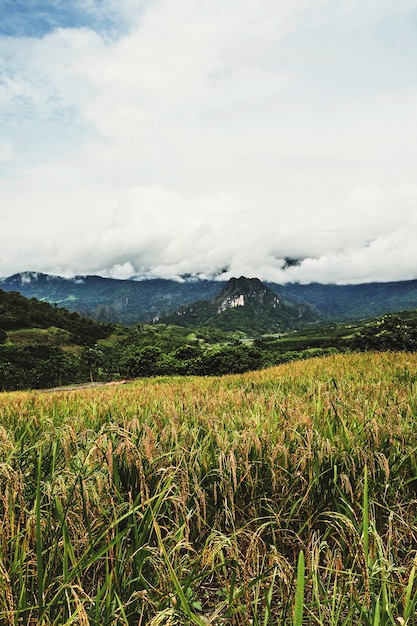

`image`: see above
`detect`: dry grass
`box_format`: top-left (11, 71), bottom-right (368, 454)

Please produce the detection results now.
top-left (1, 352), bottom-right (417, 624)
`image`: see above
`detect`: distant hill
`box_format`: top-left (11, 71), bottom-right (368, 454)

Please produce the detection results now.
top-left (274, 281), bottom-right (417, 321)
top-left (3, 271), bottom-right (417, 326)
top-left (162, 276), bottom-right (320, 333)
top-left (0, 272), bottom-right (221, 325)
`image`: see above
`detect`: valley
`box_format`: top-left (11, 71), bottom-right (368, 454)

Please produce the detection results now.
top-left (2, 274), bottom-right (417, 391)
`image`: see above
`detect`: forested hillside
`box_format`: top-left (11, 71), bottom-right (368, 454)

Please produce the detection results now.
top-left (0, 289), bottom-right (112, 343)
top-left (0, 272), bottom-right (222, 324)
top-left (163, 276), bottom-right (320, 333)
top-left (0, 289), bottom-right (114, 390)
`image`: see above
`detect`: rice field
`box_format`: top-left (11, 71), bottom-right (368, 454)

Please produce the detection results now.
top-left (1, 351), bottom-right (417, 624)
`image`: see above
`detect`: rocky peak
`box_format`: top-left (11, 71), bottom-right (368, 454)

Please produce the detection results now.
top-left (213, 276), bottom-right (279, 314)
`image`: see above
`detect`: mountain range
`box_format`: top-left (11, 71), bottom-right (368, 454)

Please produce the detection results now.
top-left (2, 271), bottom-right (417, 329)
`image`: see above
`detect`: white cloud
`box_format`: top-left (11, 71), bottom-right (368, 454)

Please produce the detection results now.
top-left (0, 142), bottom-right (13, 161)
top-left (3, 180), bottom-right (415, 284)
top-left (0, 0), bottom-right (417, 284)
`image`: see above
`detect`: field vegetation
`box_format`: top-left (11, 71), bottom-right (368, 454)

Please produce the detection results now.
top-left (1, 352), bottom-right (417, 624)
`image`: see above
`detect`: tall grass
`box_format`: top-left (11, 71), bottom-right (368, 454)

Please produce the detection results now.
top-left (1, 352), bottom-right (417, 623)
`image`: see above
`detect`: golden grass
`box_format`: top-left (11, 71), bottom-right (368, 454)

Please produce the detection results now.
top-left (1, 352), bottom-right (417, 624)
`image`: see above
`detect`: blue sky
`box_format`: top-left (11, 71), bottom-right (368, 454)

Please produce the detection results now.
top-left (0, 0), bottom-right (130, 37)
top-left (1, 0), bottom-right (417, 283)
top-left (0, 1), bottom-right (91, 36)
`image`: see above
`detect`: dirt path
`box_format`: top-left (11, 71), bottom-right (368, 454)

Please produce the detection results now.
top-left (36, 380), bottom-right (129, 393)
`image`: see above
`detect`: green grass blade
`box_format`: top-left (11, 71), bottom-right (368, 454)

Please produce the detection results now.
top-left (35, 447), bottom-right (44, 617)
top-left (363, 463), bottom-right (369, 568)
top-left (151, 512), bottom-right (208, 626)
top-left (293, 550), bottom-right (305, 626)
top-left (403, 556), bottom-right (417, 624)
top-left (373, 596), bottom-right (380, 626)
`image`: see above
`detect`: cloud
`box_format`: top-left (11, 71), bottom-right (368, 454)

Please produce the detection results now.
top-left (2, 180), bottom-right (415, 285)
top-left (0, 1), bottom-right (417, 284)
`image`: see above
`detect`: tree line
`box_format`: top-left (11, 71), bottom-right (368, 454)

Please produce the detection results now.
top-left (0, 327), bottom-right (337, 391)
top-left (2, 290), bottom-right (417, 392)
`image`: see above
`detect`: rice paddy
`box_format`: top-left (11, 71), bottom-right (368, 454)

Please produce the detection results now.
top-left (1, 351), bottom-right (417, 624)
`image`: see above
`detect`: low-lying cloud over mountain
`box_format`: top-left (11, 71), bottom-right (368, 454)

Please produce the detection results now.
top-left (4, 182), bottom-right (417, 285)
top-left (1, 1), bottom-right (417, 284)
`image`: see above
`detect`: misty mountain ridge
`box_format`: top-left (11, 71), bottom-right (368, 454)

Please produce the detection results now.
top-left (0, 271), bottom-right (222, 325)
top-left (3, 271), bottom-right (417, 328)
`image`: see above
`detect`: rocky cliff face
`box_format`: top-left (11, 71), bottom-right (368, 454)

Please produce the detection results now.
top-left (217, 294), bottom-right (245, 313)
top-left (213, 277), bottom-right (280, 314)
top-left (164, 276), bottom-right (320, 334)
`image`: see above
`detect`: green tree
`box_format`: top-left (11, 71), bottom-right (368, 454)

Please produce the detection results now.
top-left (352, 315), bottom-right (417, 352)
top-left (80, 346), bottom-right (105, 382)
top-left (123, 346), bottom-right (164, 377)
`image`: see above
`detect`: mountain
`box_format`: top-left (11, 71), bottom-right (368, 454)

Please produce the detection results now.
top-left (162, 276), bottom-right (320, 333)
top-left (3, 271), bottom-right (417, 326)
top-left (0, 272), bottom-right (221, 325)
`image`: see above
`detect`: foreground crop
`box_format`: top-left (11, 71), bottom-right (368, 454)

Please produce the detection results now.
top-left (1, 352), bottom-right (417, 624)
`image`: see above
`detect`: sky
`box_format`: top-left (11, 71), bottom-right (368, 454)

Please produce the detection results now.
top-left (1, 0), bottom-right (417, 284)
